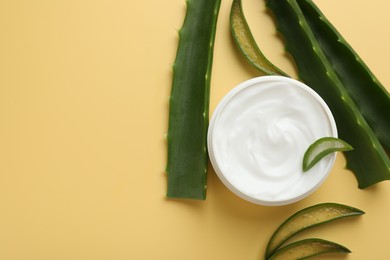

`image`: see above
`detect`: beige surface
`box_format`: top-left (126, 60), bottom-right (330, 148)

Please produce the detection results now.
top-left (0, 0), bottom-right (389, 259)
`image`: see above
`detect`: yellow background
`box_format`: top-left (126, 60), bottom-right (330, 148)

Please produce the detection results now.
top-left (0, 0), bottom-right (389, 259)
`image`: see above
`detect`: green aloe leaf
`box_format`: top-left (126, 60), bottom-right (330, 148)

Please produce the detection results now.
top-left (267, 238), bottom-right (350, 260)
top-left (230, 0), bottom-right (288, 76)
top-left (167, 0), bottom-right (222, 199)
top-left (267, 0), bottom-right (390, 188)
top-left (265, 203), bottom-right (364, 258)
top-left (303, 137), bottom-right (353, 172)
top-left (297, 0), bottom-right (390, 153)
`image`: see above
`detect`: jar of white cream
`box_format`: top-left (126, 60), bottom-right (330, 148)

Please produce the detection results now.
top-left (208, 76), bottom-right (337, 206)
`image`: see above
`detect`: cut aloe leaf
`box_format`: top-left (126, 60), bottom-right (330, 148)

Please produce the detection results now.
top-left (267, 0), bottom-right (390, 188)
top-left (297, 0), bottom-right (390, 153)
top-left (267, 238), bottom-right (350, 260)
top-left (265, 203), bottom-right (364, 258)
top-left (167, 0), bottom-right (221, 199)
top-left (230, 0), bottom-right (288, 76)
top-left (303, 137), bottom-right (353, 172)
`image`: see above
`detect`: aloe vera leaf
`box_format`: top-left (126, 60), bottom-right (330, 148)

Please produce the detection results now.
top-left (265, 203), bottom-right (363, 258)
top-left (297, 0), bottom-right (390, 153)
top-left (230, 0), bottom-right (289, 76)
top-left (267, 0), bottom-right (390, 188)
top-left (167, 0), bottom-right (221, 199)
top-left (267, 238), bottom-right (350, 260)
top-left (303, 137), bottom-right (353, 172)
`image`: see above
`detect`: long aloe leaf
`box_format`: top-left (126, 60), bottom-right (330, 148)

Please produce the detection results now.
top-left (167, 0), bottom-right (221, 199)
top-left (297, 0), bottom-right (390, 153)
top-left (267, 0), bottom-right (390, 188)
top-left (230, 0), bottom-right (288, 76)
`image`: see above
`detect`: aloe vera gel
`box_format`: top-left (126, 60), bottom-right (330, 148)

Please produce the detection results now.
top-left (208, 76), bottom-right (337, 205)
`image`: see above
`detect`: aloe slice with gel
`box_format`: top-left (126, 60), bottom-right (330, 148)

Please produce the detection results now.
top-left (303, 137), bottom-right (353, 172)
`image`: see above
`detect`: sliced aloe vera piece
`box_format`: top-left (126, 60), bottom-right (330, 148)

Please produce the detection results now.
top-left (267, 0), bottom-right (390, 188)
top-left (167, 0), bottom-right (221, 199)
top-left (297, 0), bottom-right (390, 153)
top-left (267, 238), bottom-right (350, 260)
top-left (230, 0), bottom-right (288, 76)
top-left (265, 203), bottom-right (364, 258)
top-left (303, 137), bottom-right (353, 172)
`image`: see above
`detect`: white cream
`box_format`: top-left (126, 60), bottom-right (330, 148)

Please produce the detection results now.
top-left (208, 76), bottom-right (337, 206)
